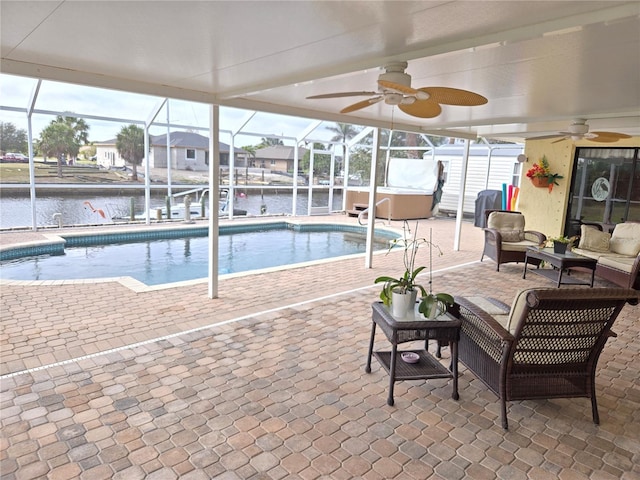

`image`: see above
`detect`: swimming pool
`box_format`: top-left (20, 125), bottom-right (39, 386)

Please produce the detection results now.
top-left (0, 222), bottom-right (397, 286)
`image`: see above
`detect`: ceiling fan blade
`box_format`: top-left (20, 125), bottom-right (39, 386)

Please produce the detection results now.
top-left (340, 96), bottom-right (383, 114)
top-left (552, 137), bottom-right (569, 144)
top-left (418, 87), bottom-right (488, 106)
top-left (377, 80), bottom-right (419, 96)
top-left (307, 91), bottom-right (377, 99)
top-left (398, 99), bottom-right (442, 118)
top-left (528, 134), bottom-right (563, 140)
top-left (590, 131), bottom-right (632, 141)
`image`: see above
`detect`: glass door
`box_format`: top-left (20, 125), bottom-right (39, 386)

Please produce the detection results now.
top-left (566, 147), bottom-right (639, 235)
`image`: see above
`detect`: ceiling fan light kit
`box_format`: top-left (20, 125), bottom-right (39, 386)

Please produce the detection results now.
top-left (307, 61), bottom-right (487, 119)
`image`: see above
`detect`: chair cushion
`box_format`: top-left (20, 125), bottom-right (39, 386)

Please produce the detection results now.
top-left (500, 230), bottom-right (525, 242)
top-left (598, 254), bottom-right (638, 274)
top-left (506, 289), bottom-right (532, 335)
top-left (578, 225), bottom-right (611, 253)
top-left (461, 290), bottom-right (532, 336)
top-left (488, 212), bottom-right (525, 242)
top-left (571, 247), bottom-right (603, 260)
top-left (458, 296), bottom-right (512, 333)
top-left (462, 296), bottom-right (510, 316)
top-left (500, 239), bottom-right (541, 252)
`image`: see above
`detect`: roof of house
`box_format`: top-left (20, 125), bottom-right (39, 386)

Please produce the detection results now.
top-left (150, 132), bottom-right (226, 150)
top-left (96, 131), bottom-right (246, 154)
top-left (254, 145), bottom-right (308, 161)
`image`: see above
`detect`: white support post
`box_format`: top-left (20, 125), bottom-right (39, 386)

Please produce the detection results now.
top-left (344, 127), bottom-right (373, 211)
top-left (208, 105), bottom-right (220, 299)
top-left (365, 128), bottom-right (381, 269)
top-left (292, 143), bottom-right (300, 215)
top-left (166, 101), bottom-right (172, 199)
top-left (145, 98), bottom-right (167, 224)
top-left (26, 80), bottom-right (41, 231)
top-left (228, 137), bottom-right (235, 219)
top-left (328, 146), bottom-right (335, 213)
top-left (307, 150), bottom-right (314, 216)
top-left (454, 139), bottom-right (471, 251)
top-left (144, 125), bottom-right (151, 224)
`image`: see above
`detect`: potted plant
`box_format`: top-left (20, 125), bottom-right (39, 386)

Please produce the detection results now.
top-left (375, 221), bottom-right (453, 319)
top-left (526, 155), bottom-right (563, 192)
top-left (547, 235), bottom-right (576, 254)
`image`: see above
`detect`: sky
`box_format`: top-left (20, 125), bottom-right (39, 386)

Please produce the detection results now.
top-left (0, 73), bottom-right (341, 148)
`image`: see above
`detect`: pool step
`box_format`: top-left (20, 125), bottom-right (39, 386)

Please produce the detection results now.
top-left (347, 203), bottom-right (368, 218)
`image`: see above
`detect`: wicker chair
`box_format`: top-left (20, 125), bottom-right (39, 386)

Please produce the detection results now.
top-left (454, 288), bottom-right (639, 429)
top-left (481, 210), bottom-right (546, 271)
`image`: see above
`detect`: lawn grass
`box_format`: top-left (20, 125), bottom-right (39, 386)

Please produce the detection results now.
top-left (0, 161), bottom-right (127, 184)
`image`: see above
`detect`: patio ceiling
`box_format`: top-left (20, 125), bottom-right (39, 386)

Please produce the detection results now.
top-left (1, 1), bottom-right (639, 141)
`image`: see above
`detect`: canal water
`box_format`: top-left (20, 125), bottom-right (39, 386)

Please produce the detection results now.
top-left (0, 191), bottom-right (345, 229)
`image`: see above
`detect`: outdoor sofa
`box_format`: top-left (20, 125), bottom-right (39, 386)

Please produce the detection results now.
top-left (572, 222), bottom-right (640, 290)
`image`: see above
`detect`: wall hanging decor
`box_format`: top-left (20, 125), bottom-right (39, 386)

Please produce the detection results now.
top-left (526, 155), bottom-right (563, 192)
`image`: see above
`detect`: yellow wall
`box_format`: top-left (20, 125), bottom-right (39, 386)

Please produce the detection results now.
top-left (520, 136), bottom-right (640, 238)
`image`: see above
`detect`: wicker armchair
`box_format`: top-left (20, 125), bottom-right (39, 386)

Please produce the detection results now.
top-left (481, 210), bottom-right (546, 271)
top-left (454, 288), bottom-right (639, 429)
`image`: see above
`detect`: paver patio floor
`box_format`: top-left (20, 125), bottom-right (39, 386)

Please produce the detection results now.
top-left (1, 216), bottom-right (638, 479)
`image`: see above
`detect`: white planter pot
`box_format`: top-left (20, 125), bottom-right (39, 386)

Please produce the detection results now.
top-left (391, 290), bottom-right (417, 318)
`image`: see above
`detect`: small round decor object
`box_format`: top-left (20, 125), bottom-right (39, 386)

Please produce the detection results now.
top-left (401, 352), bottom-right (420, 364)
top-left (591, 177), bottom-right (610, 202)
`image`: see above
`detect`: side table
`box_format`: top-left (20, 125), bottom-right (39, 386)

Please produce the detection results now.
top-left (365, 301), bottom-right (461, 406)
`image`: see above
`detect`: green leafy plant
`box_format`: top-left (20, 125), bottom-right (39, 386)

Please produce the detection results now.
top-left (546, 235), bottom-right (577, 246)
top-left (418, 291), bottom-right (454, 319)
top-left (375, 221), bottom-right (428, 305)
top-left (375, 221), bottom-right (453, 317)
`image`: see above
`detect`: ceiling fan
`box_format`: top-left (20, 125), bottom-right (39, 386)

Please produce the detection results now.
top-left (306, 61), bottom-right (487, 119)
top-left (532, 119), bottom-right (632, 143)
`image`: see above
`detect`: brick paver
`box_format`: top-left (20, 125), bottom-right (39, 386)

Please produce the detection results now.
top-left (1, 216), bottom-right (639, 479)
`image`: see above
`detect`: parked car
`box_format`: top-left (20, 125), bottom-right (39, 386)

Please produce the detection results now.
top-left (1, 152), bottom-right (29, 163)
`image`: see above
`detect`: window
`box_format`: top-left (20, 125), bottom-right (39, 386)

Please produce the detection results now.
top-left (186, 149), bottom-right (196, 159)
top-left (270, 159), bottom-right (276, 166)
top-left (512, 162), bottom-right (521, 187)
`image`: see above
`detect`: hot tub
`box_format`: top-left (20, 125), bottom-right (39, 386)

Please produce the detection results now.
top-left (345, 187), bottom-right (434, 220)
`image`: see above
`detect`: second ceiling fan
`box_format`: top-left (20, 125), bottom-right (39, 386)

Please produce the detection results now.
top-left (306, 62), bottom-right (487, 119)
top-left (532, 119), bottom-right (632, 143)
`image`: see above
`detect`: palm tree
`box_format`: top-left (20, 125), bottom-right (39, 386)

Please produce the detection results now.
top-left (55, 116), bottom-right (90, 162)
top-left (241, 144), bottom-right (257, 167)
top-left (257, 137), bottom-right (284, 148)
top-left (326, 122), bottom-right (360, 144)
top-left (116, 125), bottom-right (145, 181)
top-left (38, 122), bottom-right (76, 177)
top-left (326, 122), bottom-right (361, 172)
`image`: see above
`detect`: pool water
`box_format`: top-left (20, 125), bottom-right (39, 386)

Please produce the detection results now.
top-left (0, 225), bottom-right (393, 286)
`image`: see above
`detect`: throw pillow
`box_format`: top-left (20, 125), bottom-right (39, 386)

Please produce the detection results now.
top-left (500, 229), bottom-right (524, 242)
top-left (609, 238), bottom-right (640, 257)
top-left (578, 225), bottom-right (611, 253)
